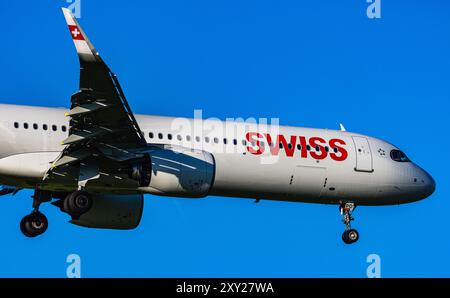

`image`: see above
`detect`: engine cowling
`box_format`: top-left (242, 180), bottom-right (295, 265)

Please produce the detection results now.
top-left (140, 146), bottom-right (216, 198)
top-left (70, 194), bottom-right (144, 230)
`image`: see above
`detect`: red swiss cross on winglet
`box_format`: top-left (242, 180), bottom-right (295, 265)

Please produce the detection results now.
top-left (68, 25), bottom-right (84, 40)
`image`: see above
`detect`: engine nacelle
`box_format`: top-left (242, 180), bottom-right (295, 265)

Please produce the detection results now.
top-left (70, 194), bottom-right (144, 230)
top-left (140, 146), bottom-right (215, 198)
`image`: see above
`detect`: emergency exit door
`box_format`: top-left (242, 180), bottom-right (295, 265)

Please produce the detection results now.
top-left (352, 136), bottom-right (373, 172)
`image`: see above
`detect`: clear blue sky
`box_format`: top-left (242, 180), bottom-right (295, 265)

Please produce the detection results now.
top-left (0, 0), bottom-right (449, 277)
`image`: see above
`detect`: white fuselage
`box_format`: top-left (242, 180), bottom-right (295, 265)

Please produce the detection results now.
top-left (0, 104), bottom-right (435, 206)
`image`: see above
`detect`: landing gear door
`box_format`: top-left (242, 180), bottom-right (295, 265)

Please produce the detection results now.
top-left (352, 136), bottom-right (373, 173)
top-left (288, 165), bottom-right (327, 199)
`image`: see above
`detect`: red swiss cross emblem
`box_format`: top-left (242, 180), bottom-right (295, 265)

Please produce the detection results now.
top-left (68, 25), bottom-right (84, 40)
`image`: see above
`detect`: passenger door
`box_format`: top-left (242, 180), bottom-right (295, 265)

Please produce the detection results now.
top-left (352, 136), bottom-right (373, 172)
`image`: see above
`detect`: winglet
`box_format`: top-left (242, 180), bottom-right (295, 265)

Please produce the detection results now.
top-left (61, 7), bottom-right (99, 63)
top-left (339, 123), bottom-right (346, 132)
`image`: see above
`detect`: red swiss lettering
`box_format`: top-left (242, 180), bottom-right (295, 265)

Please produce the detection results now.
top-left (298, 136), bottom-right (308, 158)
top-left (309, 137), bottom-right (327, 160)
top-left (329, 139), bottom-right (348, 161)
top-left (246, 132), bottom-right (265, 155)
top-left (264, 134), bottom-right (297, 157)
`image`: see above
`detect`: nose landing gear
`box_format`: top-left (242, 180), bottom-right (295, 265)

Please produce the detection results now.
top-left (340, 202), bottom-right (359, 244)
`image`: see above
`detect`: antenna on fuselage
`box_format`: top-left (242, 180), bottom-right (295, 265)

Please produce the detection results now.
top-left (339, 123), bottom-right (346, 132)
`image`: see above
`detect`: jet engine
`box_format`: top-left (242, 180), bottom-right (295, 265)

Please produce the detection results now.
top-left (69, 194), bottom-right (144, 230)
top-left (141, 145), bottom-right (216, 198)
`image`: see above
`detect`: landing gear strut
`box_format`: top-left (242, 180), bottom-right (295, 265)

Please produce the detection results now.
top-left (19, 189), bottom-right (94, 237)
top-left (340, 202), bottom-right (359, 244)
top-left (20, 189), bottom-right (51, 238)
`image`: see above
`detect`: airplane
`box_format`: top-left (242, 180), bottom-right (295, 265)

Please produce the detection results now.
top-left (0, 8), bottom-right (435, 244)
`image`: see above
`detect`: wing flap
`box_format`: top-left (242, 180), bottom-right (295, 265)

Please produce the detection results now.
top-left (52, 149), bottom-right (91, 168)
top-left (61, 127), bottom-right (115, 145)
top-left (66, 101), bottom-right (111, 116)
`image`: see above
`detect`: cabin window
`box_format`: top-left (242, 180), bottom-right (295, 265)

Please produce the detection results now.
top-left (158, 133), bottom-right (163, 139)
top-left (43, 124), bottom-right (48, 131)
top-left (13, 122), bottom-right (19, 128)
top-left (186, 135), bottom-right (191, 141)
top-left (214, 137), bottom-right (219, 144)
top-left (23, 123), bottom-right (29, 129)
top-left (306, 145), bottom-right (311, 151)
top-left (167, 134), bottom-right (172, 140)
top-left (223, 138), bottom-right (228, 145)
top-left (242, 140), bottom-right (247, 146)
top-left (233, 139), bottom-right (237, 145)
top-left (52, 125), bottom-right (57, 131)
top-left (325, 146), bottom-right (329, 152)
top-left (297, 144), bottom-right (301, 150)
top-left (33, 123), bottom-right (38, 130)
top-left (333, 147), bottom-right (338, 153)
top-left (177, 135), bottom-right (182, 141)
top-left (149, 132), bottom-right (154, 139)
top-left (195, 136), bottom-right (200, 142)
top-left (62, 126), bottom-right (67, 132)
top-left (288, 143), bottom-right (293, 150)
top-left (279, 142), bottom-right (283, 149)
top-left (205, 137), bottom-right (210, 143)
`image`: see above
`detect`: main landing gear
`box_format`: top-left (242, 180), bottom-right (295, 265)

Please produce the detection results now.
top-left (340, 202), bottom-right (359, 245)
top-left (20, 189), bottom-right (51, 238)
top-left (20, 189), bottom-right (93, 237)
top-left (63, 190), bottom-right (93, 220)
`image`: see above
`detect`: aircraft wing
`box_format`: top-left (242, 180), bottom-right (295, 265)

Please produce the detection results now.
top-left (44, 9), bottom-right (147, 182)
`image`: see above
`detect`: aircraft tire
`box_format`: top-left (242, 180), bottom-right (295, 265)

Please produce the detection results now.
top-left (20, 211), bottom-right (48, 237)
top-left (64, 191), bottom-right (93, 218)
top-left (342, 229), bottom-right (359, 244)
